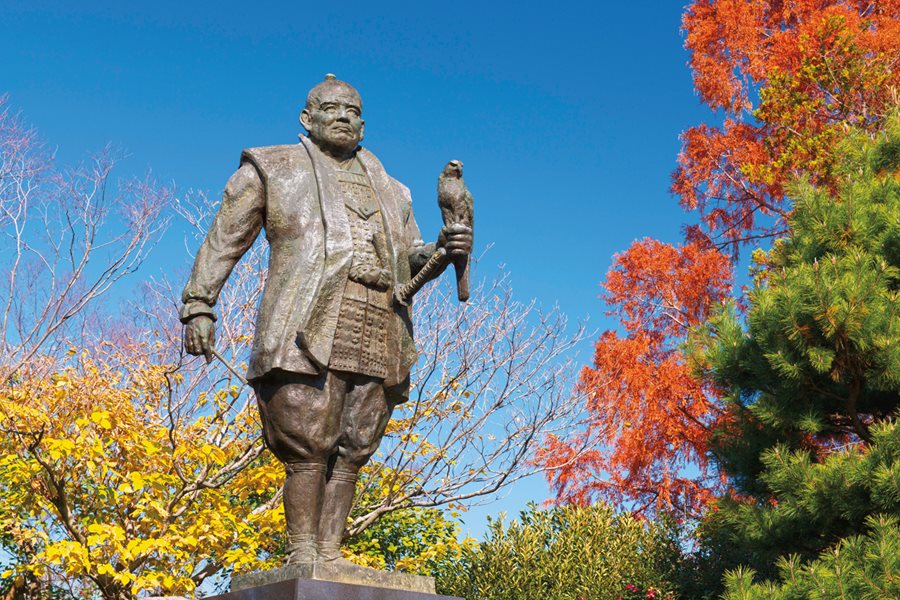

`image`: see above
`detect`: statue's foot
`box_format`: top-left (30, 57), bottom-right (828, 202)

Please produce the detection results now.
top-left (285, 551), bottom-right (316, 564)
top-left (285, 534), bottom-right (317, 565)
top-left (319, 556), bottom-right (354, 567)
top-left (317, 544), bottom-right (381, 574)
top-left (316, 541), bottom-right (342, 563)
top-left (319, 555), bottom-right (384, 574)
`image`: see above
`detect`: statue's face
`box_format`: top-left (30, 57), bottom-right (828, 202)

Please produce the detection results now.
top-left (301, 86), bottom-right (364, 156)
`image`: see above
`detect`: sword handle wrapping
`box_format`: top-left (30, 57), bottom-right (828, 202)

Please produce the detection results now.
top-left (394, 247), bottom-right (448, 306)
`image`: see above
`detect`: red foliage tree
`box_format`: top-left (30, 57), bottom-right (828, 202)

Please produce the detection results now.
top-left (676, 0), bottom-right (900, 251)
top-left (541, 1), bottom-right (900, 516)
top-left (538, 240), bottom-right (732, 516)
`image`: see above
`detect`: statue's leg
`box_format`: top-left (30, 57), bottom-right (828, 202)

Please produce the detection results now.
top-left (317, 374), bottom-right (394, 562)
top-left (316, 468), bottom-right (358, 561)
top-left (254, 373), bottom-right (344, 564)
top-left (282, 461), bottom-right (325, 563)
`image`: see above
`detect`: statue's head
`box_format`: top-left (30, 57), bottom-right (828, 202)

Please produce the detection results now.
top-left (300, 74), bottom-right (364, 158)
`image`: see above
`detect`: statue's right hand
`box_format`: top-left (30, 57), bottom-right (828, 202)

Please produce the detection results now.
top-left (184, 315), bottom-right (216, 364)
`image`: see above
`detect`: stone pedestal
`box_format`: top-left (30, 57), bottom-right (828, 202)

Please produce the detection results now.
top-left (205, 562), bottom-right (462, 600)
top-left (205, 578), bottom-right (461, 599)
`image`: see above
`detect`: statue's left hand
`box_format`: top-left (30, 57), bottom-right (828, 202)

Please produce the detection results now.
top-left (438, 223), bottom-right (473, 259)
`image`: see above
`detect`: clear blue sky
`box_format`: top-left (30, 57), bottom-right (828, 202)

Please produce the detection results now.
top-left (2, 1), bottom-right (714, 535)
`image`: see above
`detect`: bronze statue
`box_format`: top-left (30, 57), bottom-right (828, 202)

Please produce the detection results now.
top-left (179, 75), bottom-right (472, 568)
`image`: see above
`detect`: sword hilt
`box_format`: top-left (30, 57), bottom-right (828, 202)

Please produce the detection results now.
top-left (394, 247), bottom-right (448, 306)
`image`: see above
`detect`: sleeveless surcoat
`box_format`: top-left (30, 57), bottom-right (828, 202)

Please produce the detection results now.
top-left (181, 136), bottom-right (425, 392)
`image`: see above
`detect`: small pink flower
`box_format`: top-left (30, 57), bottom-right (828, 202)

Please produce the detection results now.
top-left (646, 589), bottom-right (657, 599)
top-left (626, 584), bottom-right (638, 592)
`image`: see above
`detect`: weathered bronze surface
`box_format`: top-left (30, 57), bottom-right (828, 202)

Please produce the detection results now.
top-left (438, 160), bottom-right (474, 302)
top-left (180, 75), bottom-right (472, 588)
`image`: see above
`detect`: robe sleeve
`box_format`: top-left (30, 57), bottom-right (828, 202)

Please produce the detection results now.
top-left (179, 162), bottom-right (265, 322)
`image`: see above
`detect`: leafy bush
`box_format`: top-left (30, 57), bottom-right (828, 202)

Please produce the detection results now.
top-left (344, 504), bottom-right (475, 577)
top-left (436, 503), bottom-right (681, 600)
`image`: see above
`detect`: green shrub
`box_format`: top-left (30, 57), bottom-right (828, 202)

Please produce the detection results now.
top-left (436, 503), bottom-right (681, 600)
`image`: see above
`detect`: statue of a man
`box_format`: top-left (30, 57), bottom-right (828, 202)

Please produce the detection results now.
top-left (179, 75), bottom-right (472, 566)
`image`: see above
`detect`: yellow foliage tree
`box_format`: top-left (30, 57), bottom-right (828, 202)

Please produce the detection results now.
top-left (0, 345), bottom-right (284, 599)
top-left (0, 99), bottom-right (283, 599)
top-left (0, 97), bottom-right (587, 599)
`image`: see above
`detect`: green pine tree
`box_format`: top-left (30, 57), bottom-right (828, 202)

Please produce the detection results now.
top-left (686, 111), bottom-right (900, 595)
top-left (721, 419), bottom-right (900, 599)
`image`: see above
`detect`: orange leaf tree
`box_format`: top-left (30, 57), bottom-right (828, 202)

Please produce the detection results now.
top-left (676, 0), bottom-right (900, 250)
top-left (540, 1), bottom-right (900, 517)
top-left (537, 240), bottom-right (732, 515)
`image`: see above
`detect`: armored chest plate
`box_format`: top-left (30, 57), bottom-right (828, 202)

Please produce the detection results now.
top-left (329, 166), bottom-right (392, 379)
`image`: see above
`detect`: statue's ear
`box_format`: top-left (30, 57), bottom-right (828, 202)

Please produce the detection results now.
top-left (358, 120), bottom-right (365, 142)
top-left (299, 109), bottom-right (312, 132)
